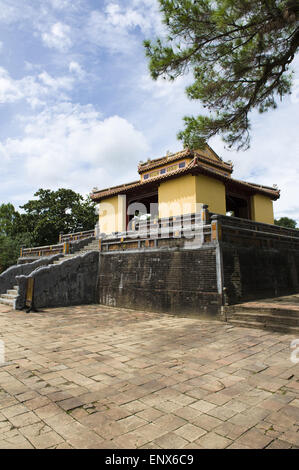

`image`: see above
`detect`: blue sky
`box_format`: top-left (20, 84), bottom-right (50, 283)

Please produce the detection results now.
top-left (0, 0), bottom-right (298, 223)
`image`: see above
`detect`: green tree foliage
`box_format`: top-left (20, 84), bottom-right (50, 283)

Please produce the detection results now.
top-left (144, 0), bottom-right (299, 149)
top-left (0, 203), bottom-right (19, 237)
top-left (0, 189), bottom-right (97, 273)
top-left (0, 233), bottom-right (32, 273)
top-left (274, 216), bottom-right (297, 228)
top-left (0, 204), bottom-right (34, 273)
top-left (20, 188), bottom-right (97, 246)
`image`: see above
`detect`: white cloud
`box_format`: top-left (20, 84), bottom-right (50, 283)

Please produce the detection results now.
top-left (0, 1), bottom-right (20, 24)
top-left (41, 22), bottom-right (72, 51)
top-left (0, 103), bottom-right (149, 197)
top-left (69, 61), bottom-right (85, 79)
top-left (0, 0), bottom-right (297, 229)
top-left (105, 3), bottom-right (152, 33)
top-left (0, 67), bottom-right (75, 108)
top-left (0, 67), bottom-right (24, 103)
top-left (139, 73), bottom-right (192, 101)
top-left (86, 1), bottom-right (162, 54)
top-left (48, 0), bottom-right (77, 10)
top-left (38, 71), bottom-right (74, 91)
top-left (210, 98), bottom-right (299, 223)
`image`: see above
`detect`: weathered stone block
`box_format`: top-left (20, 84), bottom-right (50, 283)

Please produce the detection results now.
top-left (16, 251), bottom-right (99, 310)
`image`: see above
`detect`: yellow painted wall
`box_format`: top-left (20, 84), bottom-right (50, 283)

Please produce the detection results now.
top-left (158, 173), bottom-right (227, 218)
top-left (99, 196), bottom-right (120, 234)
top-left (195, 174), bottom-right (226, 215)
top-left (158, 174), bottom-right (197, 218)
top-left (251, 194), bottom-right (274, 225)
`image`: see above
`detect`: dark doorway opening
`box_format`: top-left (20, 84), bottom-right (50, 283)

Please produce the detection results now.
top-left (226, 193), bottom-right (250, 219)
top-left (126, 191), bottom-right (159, 229)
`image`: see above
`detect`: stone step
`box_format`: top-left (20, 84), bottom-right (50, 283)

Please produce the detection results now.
top-left (2, 293), bottom-right (17, 300)
top-left (80, 247), bottom-right (99, 251)
top-left (52, 246), bottom-right (99, 264)
top-left (54, 254), bottom-right (83, 264)
top-left (13, 286), bottom-right (19, 290)
top-left (228, 311), bottom-right (299, 327)
top-left (229, 305), bottom-right (299, 318)
top-left (0, 297), bottom-right (15, 306)
top-left (228, 318), bottom-right (299, 335)
top-left (7, 289), bottom-right (18, 295)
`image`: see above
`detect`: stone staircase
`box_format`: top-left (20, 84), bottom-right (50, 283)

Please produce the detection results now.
top-left (53, 239), bottom-right (100, 265)
top-left (0, 235), bottom-right (99, 311)
top-left (0, 285), bottom-right (19, 308)
top-left (226, 300), bottom-right (299, 334)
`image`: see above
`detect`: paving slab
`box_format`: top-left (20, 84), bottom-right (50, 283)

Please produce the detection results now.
top-left (0, 303), bottom-right (298, 449)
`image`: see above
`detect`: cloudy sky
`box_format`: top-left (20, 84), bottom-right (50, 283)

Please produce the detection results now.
top-left (0, 0), bottom-right (298, 222)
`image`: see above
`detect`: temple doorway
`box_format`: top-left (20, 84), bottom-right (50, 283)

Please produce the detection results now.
top-left (126, 191), bottom-right (159, 229)
top-left (226, 193), bottom-right (251, 219)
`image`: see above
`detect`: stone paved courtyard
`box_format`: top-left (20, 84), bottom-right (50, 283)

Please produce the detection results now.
top-left (0, 303), bottom-right (298, 449)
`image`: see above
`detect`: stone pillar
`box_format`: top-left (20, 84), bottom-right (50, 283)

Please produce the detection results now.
top-left (118, 195), bottom-right (127, 234)
top-left (211, 215), bottom-right (222, 242)
top-left (211, 215), bottom-right (224, 299)
top-left (202, 204), bottom-right (209, 224)
top-left (94, 221), bottom-right (100, 239)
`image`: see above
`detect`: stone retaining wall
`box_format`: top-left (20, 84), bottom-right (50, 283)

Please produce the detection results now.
top-left (99, 248), bottom-right (221, 317)
top-left (222, 243), bottom-right (299, 304)
top-left (0, 255), bottom-right (62, 295)
top-left (16, 251), bottom-right (99, 310)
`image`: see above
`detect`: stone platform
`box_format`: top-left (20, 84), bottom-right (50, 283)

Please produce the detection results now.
top-left (0, 303), bottom-right (298, 449)
top-left (226, 294), bottom-right (299, 334)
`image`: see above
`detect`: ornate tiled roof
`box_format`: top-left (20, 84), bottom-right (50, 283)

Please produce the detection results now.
top-left (138, 147), bottom-right (233, 175)
top-left (91, 154), bottom-right (280, 202)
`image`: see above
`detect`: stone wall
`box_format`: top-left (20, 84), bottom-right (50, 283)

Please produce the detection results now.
top-left (0, 255), bottom-right (62, 295)
top-left (99, 248), bottom-right (221, 316)
top-left (222, 243), bottom-right (299, 304)
top-left (16, 251), bottom-right (99, 310)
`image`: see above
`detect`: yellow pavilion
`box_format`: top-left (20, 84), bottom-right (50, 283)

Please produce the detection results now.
top-left (91, 146), bottom-right (279, 234)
